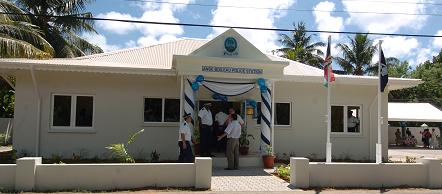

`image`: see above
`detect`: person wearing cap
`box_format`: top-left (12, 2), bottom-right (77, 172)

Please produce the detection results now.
top-left (217, 114), bottom-right (242, 170)
top-left (178, 113), bottom-right (194, 163)
top-left (198, 102), bottom-right (214, 157)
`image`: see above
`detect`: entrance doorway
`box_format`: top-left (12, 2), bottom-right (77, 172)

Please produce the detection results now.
top-left (198, 100), bottom-right (245, 155)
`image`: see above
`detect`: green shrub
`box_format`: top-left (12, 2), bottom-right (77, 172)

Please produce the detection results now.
top-left (276, 164), bottom-right (290, 181)
top-left (405, 156), bottom-right (417, 163)
top-left (0, 133), bottom-right (5, 145)
top-left (105, 129), bottom-right (144, 163)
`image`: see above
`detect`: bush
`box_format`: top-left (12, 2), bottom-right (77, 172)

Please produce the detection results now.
top-left (105, 129), bottom-right (144, 163)
top-left (0, 133), bottom-right (6, 146)
top-left (276, 164), bottom-right (290, 181)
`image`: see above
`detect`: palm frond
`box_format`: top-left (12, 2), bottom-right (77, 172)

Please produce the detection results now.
top-left (0, 21), bottom-right (54, 55)
top-left (0, 34), bottom-right (51, 58)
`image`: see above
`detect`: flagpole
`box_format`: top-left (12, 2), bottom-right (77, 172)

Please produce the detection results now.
top-left (376, 40), bottom-right (383, 163)
top-left (326, 36), bottom-right (332, 163)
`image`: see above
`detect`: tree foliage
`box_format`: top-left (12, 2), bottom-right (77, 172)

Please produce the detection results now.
top-left (0, 0), bottom-right (54, 58)
top-left (335, 34), bottom-right (377, 75)
top-left (0, 76), bottom-right (14, 118)
top-left (389, 49), bottom-right (442, 109)
top-left (13, 0), bottom-right (103, 58)
top-left (276, 22), bottom-right (325, 68)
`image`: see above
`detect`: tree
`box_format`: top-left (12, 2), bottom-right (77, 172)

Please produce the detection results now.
top-left (389, 49), bottom-right (442, 109)
top-left (386, 57), bottom-right (411, 78)
top-left (335, 34), bottom-right (377, 75)
top-left (276, 22), bottom-right (325, 68)
top-left (13, 0), bottom-right (103, 58)
top-left (0, 0), bottom-right (54, 58)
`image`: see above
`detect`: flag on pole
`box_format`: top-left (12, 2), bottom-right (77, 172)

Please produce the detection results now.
top-left (379, 47), bottom-right (388, 92)
top-left (323, 36), bottom-right (335, 87)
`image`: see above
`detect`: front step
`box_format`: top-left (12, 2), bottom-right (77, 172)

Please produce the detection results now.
top-left (212, 155), bottom-right (263, 167)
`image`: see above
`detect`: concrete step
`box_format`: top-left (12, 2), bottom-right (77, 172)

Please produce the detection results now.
top-left (212, 155), bottom-right (263, 167)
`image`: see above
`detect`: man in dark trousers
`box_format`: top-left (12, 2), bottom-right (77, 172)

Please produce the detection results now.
top-left (198, 103), bottom-right (214, 157)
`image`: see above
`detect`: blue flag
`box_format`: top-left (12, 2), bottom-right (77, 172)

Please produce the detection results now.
top-left (380, 48), bottom-right (388, 92)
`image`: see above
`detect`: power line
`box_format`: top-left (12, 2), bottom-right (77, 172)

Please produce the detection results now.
top-left (1, 12), bottom-right (442, 38)
top-left (343, 0), bottom-right (442, 6)
top-left (125, 0), bottom-right (442, 17)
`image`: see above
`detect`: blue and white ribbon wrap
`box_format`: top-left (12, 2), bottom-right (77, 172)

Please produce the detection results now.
top-left (258, 78), bottom-right (272, 152)
top-left (184, 77), bottom-right (196, 120)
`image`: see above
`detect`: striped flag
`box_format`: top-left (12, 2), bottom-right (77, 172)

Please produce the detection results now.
top-left (323, 36), bottom-right (335, 87)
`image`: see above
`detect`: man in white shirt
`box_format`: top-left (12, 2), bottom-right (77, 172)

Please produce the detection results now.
top-left (178, 113), bottom-right (194, 163)
top-left (347, 110), bottom-right (360, 132)
top-left (228, 108), bottom-right (244, 127)
top-left (218, 114), bottom-right (242, 170)
top-left (198, 103), bottom-right (213, 157)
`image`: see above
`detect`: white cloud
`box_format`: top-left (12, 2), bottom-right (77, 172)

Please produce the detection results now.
top-left (207, 0), bottom-right (296, 53)
top-left (375, 36), bottom-right (419, 58)
top-left (312, 1), bottom-right (344, 41)
top-left (433, 30), bottom-right (442, 48)
top-left (96, 0), bottom-right (193, 47)
top-left (82, 33), bottom-right (120, 52)
top-left (96, 12), bottom-right (137, 35)
top-left (342, 0), bottom-right (428, 33)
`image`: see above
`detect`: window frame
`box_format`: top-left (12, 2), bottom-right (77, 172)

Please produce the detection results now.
top-left (256, 101), bottom-right (292, 127)
top-left (330, 104), bottom-right (362, 135)
top-left (50, 93), bottom-right (95, 132)
top-left (143, 97), bottom-right (180, 124)
top-left (274, 102), bottom-right (292, 127)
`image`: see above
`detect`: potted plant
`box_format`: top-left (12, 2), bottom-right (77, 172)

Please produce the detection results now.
top-left (239, 130), bottom-right (254, 155)
top-left (262, 145), bottom-right (275, 169)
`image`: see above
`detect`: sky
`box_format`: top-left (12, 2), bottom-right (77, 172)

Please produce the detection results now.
top-left (83, 0), bottom-right (442, 68)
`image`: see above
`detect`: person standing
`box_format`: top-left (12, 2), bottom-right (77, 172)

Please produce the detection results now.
top-left (431, 128), bottom-right (437, 149)
top-left (347, 110), bottom-right (360, 132)
top-left (215, 110), bottom-right (228, 152)
top-left (198, 103), bottom-right (213, 157)
top-left (406, 128), bottom-right (412, 137)
top-left (218, 114), bottom-right (242, 170)
top-left (395, 128), bottom-right (402, 146)
top-left (178, 113), bottom-right (194, 163)
top-left (228, 108), bottom-right (244, 127)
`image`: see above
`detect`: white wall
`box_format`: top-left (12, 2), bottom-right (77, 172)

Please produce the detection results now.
top-left (0, 165), bottom-right (16, 190)
top-left (13, 70), bottom-right (388, 161)
top-left (291, 157), bottom-right (442, 189)
top-left (1, 157), bottom-right (211, 191)
top-left (388, 126), bottom-right (441, 146)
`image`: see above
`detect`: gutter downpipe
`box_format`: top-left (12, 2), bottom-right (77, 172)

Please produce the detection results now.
top-left (30, 65), bottom-right (41, 156)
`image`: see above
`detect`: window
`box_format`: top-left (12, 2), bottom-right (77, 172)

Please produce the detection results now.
top-left (331, 105), bottom-right (362, 134)
top-left (164, 99), bottom-right (180, 122)
top-left (275, 103), bottom-right (290, 126)
top-left (144, 98), bottom-right (179, 123)
top-left (256, 102), bottom-right (291, 126)
top-left (52, 94), bottom-right (94, 128)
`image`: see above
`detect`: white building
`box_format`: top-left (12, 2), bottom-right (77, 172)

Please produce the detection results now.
top-left (0, 29), bottom-right (421, 162)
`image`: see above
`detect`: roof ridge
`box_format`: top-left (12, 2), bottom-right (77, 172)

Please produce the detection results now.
top-left (266, 53), bottom-right (323, 72)
top-left (75, 38), bottom-right (208, 60)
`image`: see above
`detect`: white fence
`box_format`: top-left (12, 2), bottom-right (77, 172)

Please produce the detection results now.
top-left (290, 157), bottom-right (442, 189)
top-left (0, 157), bottom-right (212, 191)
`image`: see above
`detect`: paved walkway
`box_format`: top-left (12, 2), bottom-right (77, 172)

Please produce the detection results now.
top-left (388, 148), bottom-right (442, 162)
top-left (211, 167), bottom-right (296, 192)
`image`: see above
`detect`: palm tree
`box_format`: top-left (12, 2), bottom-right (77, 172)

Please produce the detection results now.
top-left (14, 0), bottom-right (102, 58)
top-left (335, 34), bottom-right (377, 75)
top-left (276, 22), bottom-right (325, 68)
top-left (0, 0), bottom-right (54, 58)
